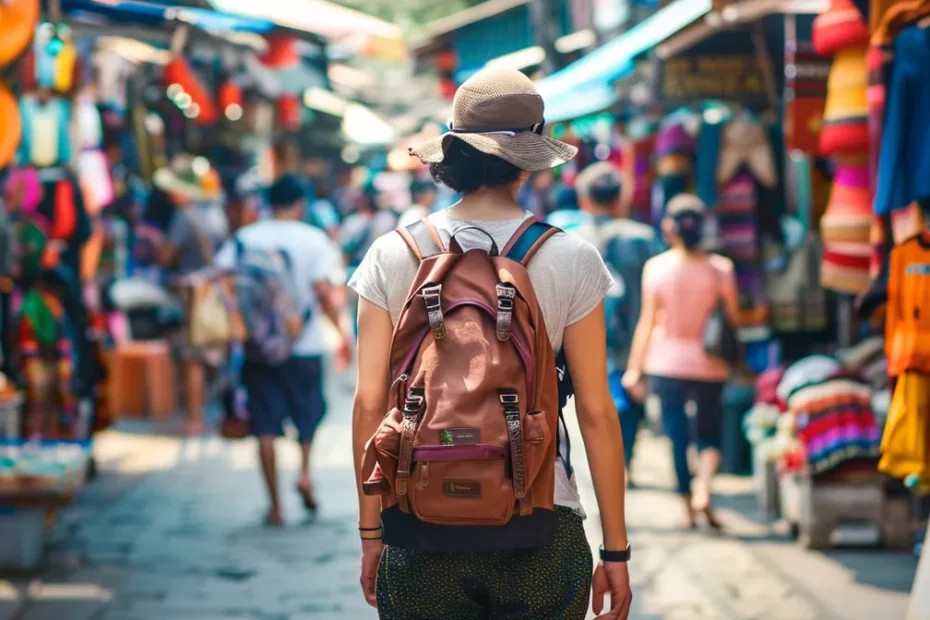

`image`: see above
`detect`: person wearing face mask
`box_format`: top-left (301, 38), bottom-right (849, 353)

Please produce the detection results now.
top-left (622, 193), bottom-right (740, 530)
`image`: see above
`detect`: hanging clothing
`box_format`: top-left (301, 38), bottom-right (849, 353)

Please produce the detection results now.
top-left (715, 171), bottom-right (768, 340)
top-left (886, 233), bottom-right (930, 377)
top-left (18, 96), bottom-right (72, 168)
top-left (874, 25), bottom-right (930, 244)
top-left (879, 371), bottom-right (930, 483)
top-left (18, 289), bottom-right (77, 439)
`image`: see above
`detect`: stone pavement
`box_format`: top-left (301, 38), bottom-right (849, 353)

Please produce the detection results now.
top-left (0, 368), bottom-right (918, 620)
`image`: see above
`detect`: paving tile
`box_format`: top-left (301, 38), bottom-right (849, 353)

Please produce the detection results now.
top-left (18, 383), bottom-right (916, 620)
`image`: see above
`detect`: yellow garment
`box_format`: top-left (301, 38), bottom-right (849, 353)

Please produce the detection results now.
top-left (879, 371), bottom-right (930, 482)
top-left (55, 41), bottom-right (77, 93)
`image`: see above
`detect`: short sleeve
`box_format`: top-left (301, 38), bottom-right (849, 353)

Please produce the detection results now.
top-left (213, 239), bottom-right (235, 270)
top-left (347, 234), bottom-right (392, 311)
top-left (566, 240), bottom-right (614, 326)
top-left (307, 237), bottom-right (340, 285)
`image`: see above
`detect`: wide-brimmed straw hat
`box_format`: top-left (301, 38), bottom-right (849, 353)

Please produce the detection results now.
top-left (153, 154), bottom-right (221, 202)
top-left (409, 68), bottom-right (577, 172)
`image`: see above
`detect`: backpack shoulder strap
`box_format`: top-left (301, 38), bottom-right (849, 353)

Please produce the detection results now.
top-left (396, 217), bottom-right (445, 261)
top-left (503, 219), bottom-right (561, 265)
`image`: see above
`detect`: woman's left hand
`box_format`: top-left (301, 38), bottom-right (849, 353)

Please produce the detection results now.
top-left (359, 539), bottom-right (384, 607)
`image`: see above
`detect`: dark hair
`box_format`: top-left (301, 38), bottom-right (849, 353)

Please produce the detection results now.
top-left (587, 173), bottom-right (622, 206)
top-left (556, 186), bottom-right (578, 211)
top-left (410, 179), bottom-right (435, 199)
top-left (268, 174), bottom-right (305, 210)
top-left (428, 139), bottom-right (522, 194)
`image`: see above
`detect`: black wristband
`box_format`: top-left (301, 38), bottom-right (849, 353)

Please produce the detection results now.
top-left (358, 526), bottom-right (382, 532)
top-left (599, 543), bottom-right (631, 563)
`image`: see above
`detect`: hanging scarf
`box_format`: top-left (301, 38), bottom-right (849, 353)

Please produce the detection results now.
top-left (20, 288), bottom-right (60, 348)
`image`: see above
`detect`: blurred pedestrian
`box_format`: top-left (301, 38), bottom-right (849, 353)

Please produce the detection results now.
top-left (397, 178), bottom-right (436, 227)
top-left (340, 183), bottom-right (398, 336)
top-left (349, 68), bottom-right (632, 620)
top-left (153, 155), bottom-right (228, 435)
top-left (215, 174), bottom-right (350, 526)
top-left (623, 194), bottom-right (740, 529)
top-left (574, 162), bottom-right (661, 487)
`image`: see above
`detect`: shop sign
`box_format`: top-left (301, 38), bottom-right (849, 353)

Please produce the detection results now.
top-left (660, 54), bottom-right (766, 106)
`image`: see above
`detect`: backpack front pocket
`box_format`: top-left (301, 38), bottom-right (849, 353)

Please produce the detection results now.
top-left (361, 408), bottom-right (405, 497)
top-left (407, 445), bottom-right (515, 525)
top-left (523, 410), bottom-right (554, 491)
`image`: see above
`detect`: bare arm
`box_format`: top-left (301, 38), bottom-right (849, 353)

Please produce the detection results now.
top-left (352, 297), bottom-right (393, 530)
top-left (719, 260), bottom-right (741, 328)
top-left (563, 304), bottom-right (628, 551)
top-left (313, 280), bottom-right (350, 339)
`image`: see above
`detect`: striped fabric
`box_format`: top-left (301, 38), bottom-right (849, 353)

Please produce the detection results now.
top-left (787, 375), bottom-right (882, 475)
top-left (716, 172), bottom-right (768, 339)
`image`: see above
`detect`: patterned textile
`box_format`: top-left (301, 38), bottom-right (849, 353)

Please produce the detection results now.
top-left (716, 172), bottom-right (768, 340)
top-left (18, 290), bottom-right (76, 439)
top-left (376, 507), bottom-right (592, 620)
top-left (787, 375), bottom-right (881, 475)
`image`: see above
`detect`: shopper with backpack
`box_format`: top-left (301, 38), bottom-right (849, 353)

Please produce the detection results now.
top-left (573, 162), bottom-right (662, 486)
top-left (215, 174), bottom-right (351, 526)
top-left (349, 68), bottom-right (632, 619)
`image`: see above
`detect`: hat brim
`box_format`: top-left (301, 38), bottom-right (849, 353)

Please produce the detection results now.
top-left (409, 131), bottom-right (577, 173)
top-left (153, 169), bottom-right (219, 202)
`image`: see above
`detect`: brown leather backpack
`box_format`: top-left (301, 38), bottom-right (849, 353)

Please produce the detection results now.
top-left (361, 217), bottom-right (562, 551)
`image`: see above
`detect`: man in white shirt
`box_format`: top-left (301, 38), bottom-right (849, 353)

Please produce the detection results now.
top-left (215, 174), bottom-right (351, 526)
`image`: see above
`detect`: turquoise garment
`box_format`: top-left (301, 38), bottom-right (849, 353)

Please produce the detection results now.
top-left (696, 119), bottom-right (722, 208)
top-left (18, 96), bottom-right (72, 167)
top-left (874, 26), bottom-right (930, 217)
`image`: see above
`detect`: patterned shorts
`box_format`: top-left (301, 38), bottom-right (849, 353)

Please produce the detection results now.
top-left (376, 508), bottom-right (592, 620)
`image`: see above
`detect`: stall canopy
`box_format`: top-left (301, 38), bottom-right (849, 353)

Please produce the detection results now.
top-left (536, 0), bottom-right (713, 113)
top-left (656, 0), bottom-right (827, 59)
top-left (62, 0), bottom-right (276, 33)
top-left (209, 0), bottom-right (406, 61)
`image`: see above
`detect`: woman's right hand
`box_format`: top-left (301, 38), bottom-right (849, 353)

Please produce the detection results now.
top-left (621, 369), bottom-right (646, 403)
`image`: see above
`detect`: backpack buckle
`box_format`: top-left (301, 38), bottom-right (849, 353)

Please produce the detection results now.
top-left (498, 389), bottom-right (520, 418)
top-left (420, 284), bottom-right (446, 340)
top-left (496, 284), bottom-right (516, 341)
top-left (403, 389), bottom-right (425, 417)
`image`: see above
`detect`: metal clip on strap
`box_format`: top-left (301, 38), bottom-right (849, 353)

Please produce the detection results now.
top-left (499, 389), bottom-right (526, 499)
top-left (396, 388), bottom-right (425, 499)
top-left (420, 284), bottom-right (446, 340)
top-left (496, 283), bottom-right (516, 341)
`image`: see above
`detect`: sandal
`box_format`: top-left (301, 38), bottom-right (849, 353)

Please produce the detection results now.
top-left (297, 481), bottom-right (319, 512)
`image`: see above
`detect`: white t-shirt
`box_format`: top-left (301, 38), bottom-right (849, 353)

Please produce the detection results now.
top-left (215, 219), bottom-right (341, 357)
top-left (348, 209), bottom-right (613, 511)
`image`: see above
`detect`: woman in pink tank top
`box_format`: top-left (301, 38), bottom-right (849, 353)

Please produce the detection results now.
top-left (623, 194), bottom-right (740, 528)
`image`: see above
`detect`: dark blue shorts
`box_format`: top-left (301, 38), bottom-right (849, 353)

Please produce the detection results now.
top-left (243, 356), bottom-right (326, 443)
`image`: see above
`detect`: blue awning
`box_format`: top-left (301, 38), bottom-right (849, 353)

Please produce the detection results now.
top-left (537, 0), bottom-right (712, 105)
top-left (63, 0), bottom-right (276, 32)
top-left (543, 76), bottom-right (626, 123)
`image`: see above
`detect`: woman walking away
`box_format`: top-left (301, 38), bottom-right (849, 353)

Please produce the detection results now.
top-left (623, 194), bottom-right (740, 529)
top-left (349, 68), bottom-right (632, 620)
